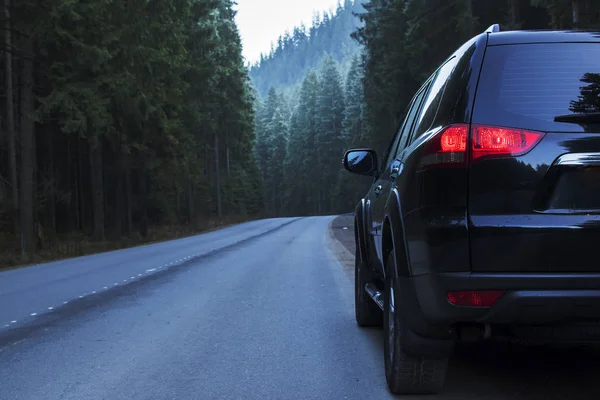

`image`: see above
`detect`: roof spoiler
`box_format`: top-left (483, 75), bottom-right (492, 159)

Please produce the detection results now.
top-left (485, 24), bottom-right (501, 33)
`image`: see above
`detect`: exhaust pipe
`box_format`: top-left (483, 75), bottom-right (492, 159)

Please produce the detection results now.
top-left (459, 324), bottom-right (492, 342)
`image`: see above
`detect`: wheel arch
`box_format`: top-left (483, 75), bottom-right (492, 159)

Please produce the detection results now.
top-left (354, 199), bottom-right (368, 264)
top-left (383, 189), bottom-right (411, 277)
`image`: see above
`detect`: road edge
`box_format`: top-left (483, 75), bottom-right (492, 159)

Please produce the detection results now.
top-left (0, 218), bottom-right (264, 272)
top-left (326, 217), bottom-right (355, 279)
top-left (0, 217), bottom-right (303, 337)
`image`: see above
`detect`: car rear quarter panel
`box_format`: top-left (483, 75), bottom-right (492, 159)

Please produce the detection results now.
top-left (386, 34), bottom-right (488, 277)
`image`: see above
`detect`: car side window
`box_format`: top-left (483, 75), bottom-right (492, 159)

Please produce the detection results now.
top-left (380, 101), bottom-right (414, 172)
top-left (392, 83), bottom-right (431, 160)
top-left (408, 57), bottom-right (459, 144)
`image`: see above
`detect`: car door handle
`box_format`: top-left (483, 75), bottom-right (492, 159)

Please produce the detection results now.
top-left (390, 161), bottom-right (403, 179)
top-left (374, 184), bottom-right (383, 196)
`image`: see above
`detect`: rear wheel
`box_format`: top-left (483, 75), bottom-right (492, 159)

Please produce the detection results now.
top-left (355, 246), bottom-right (382, 327)
top-left (383, 254), bottom-right (448, 394)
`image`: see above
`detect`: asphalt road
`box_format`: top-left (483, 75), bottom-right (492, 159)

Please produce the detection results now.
top-left (1, 216), bottom-right (600, 399)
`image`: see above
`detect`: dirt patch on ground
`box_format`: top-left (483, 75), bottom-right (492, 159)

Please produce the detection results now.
top-left (329, 214), bottom-right (355, 255)
top-left (327, 214), bottom-right (356, 279)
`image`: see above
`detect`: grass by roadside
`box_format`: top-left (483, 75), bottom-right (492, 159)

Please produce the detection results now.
top-left (0, 215), bottom-right (258, 271)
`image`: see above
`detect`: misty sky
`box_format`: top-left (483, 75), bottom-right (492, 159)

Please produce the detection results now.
top-left (234, 0), bottom-right (340, 64)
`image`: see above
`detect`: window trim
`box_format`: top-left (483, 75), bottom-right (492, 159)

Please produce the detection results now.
top-left (407, 56), bottom-right (458, 146)
top-left (380, 101), bottom-right (413, 172)
top-left (391, 80), bottom-right (434, 161)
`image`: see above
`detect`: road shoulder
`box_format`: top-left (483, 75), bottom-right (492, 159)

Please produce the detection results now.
top-left (327, 215), bottom-right (355, 277)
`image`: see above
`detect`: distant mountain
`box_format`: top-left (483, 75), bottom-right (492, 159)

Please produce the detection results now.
top-left (249, 0), bottom-right (365, 98)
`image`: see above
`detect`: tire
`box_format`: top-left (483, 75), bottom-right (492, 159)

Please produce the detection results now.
top-left (383, 254), bottom-right (448, 394)
top-left (355, 246), bottom-right (383, 327)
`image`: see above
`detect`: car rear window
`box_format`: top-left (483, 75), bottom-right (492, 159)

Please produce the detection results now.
top-left (472, 43), bottom-right (600, 133)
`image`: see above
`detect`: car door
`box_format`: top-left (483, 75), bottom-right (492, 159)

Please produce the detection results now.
top-left (370, 85), bottom-right (432, 269)
top-left (366, 125), bottom-right (405, 273)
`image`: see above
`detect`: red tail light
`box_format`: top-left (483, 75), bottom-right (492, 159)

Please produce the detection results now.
top-left (420, 124), bottom-right (544, 168)
top-left (440, 125), bottom-right (468, 152)
top-left (471, 125), bottom-right (545, 161)
top-left (446, 290), bottom-right (505, 307)
top-left (420, 124), bottom-right (469, 168)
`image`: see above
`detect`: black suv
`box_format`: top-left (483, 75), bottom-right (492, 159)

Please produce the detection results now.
top-left (343, 25), bottom-right (600, 395)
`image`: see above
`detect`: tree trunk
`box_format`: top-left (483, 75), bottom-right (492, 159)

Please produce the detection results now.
top-left (188, 182), bottom-right (195, 227)
top-left (46, 129), bottom-right (56, 234)
top-left (215, 133), bottom-right (222, 218)
top-left (139, 170), bottom-right (148, 237)
top-left (226, 146), bottom-right (230, 176)
top-left (67, 137), bottom-right (78, 230)
top-left (225, 132), bottom-right (230, 176)
top-left (72, 139), bottom-right (79, 230)
top-left (77, 137), bottom-right (85, 231)
top-left (272, 186), bottom-right (277, 216)
top-left (114, 150), bottom-right (124, 237)
top-left (89, 134), bottom-right (105, 241)
top-left (3, 0), bottom-right (19, 240)
top-left (20, 34), bottom-right (35, 261)
top-left (508, 0), bottom-right (518, 28)
top-left (465, 0), bottom-right (472, 14)
top-left (124, 156), bottom-right (133, 236)
top-left (465, 0), bottom-right (474, 34)
top-left (572, 0), bottom-right (580, 26)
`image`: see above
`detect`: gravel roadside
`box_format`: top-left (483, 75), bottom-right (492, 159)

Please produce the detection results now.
top-left (330, 214), bottom-right (355, 254)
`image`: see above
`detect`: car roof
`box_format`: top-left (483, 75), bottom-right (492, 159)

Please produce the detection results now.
top-left (487, 30), bottom-right (600, 46)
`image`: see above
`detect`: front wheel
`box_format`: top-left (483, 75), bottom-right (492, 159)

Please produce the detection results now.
top-left (383, 254), bottom-right (448, 394)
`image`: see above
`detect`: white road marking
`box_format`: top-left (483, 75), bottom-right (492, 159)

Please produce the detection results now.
top-left (30, 313), bottom-right (37, 316)
top-left (63, 301), bottom-right (68, 305)
top-left (114, 283), bottom-right (118, 286)
top-left (3, 324), bottom-right (9, 328)
top-left (146, 268), bottom-right (156, 273)
top-left (92, 291), bottom-right (96, 294)
top-left (78, 295), bottom-right (83, 299)
top-left (138, 274), bottom-right (142, 277)
top-left (104, 286), bottom-right (108, 290)
top-left (48, 307), bottom-right (54, 310)
top-left (123, 279), bottom-right (127, 282)
top-left (10, 320), bottom-right (17, 324)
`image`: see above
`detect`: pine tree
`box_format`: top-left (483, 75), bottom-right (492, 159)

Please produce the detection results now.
top-left (283, 71), bottom-right (319, 215)
top-left (570, 73), bottom-right (600, 114)
top-left (249, 0), bottom-right (364, 97)
top-left (354, 0), bottom-right (413, 156)
top-left (316, 56), bottom-right (345, 214)
top-left (255, 87), bottom-right (279, 214)
top-left (0, 0), bottom-right (264, 262)
top-left (341, 55), bottom-right (366, 147)
top-left (265, 107), bottom-right (289, 215)
top-left (336, 54), bottom-right (370, 213)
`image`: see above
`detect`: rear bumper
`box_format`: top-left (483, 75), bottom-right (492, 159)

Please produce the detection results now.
top-left (413, 272), bottom-right (600, 325)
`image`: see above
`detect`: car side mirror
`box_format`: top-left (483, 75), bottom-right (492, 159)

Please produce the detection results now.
top-left (343, 149), bottom-right (379, 177)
